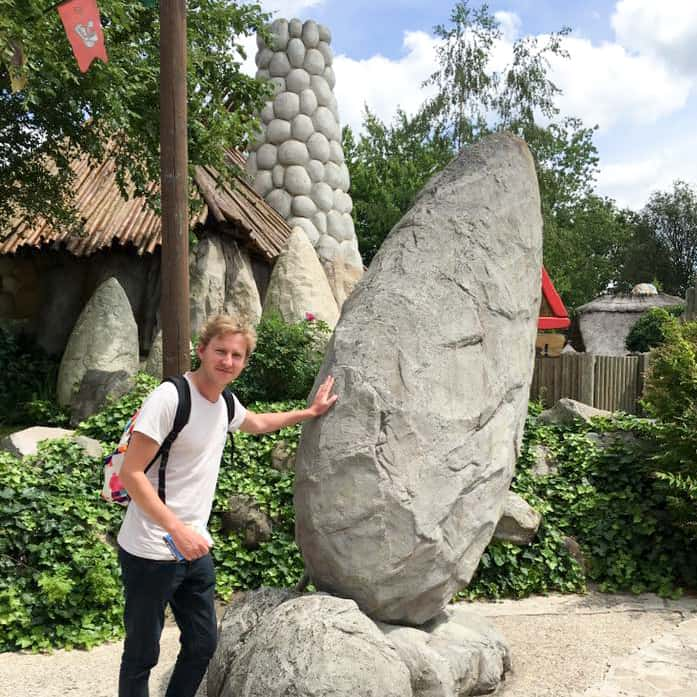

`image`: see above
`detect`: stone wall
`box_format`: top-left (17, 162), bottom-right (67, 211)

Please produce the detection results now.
top-left (248, 18), bottom-right (363, 306)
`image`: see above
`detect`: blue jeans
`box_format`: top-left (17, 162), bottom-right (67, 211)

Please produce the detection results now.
top-left (118, 547), bottom-right (217, 697)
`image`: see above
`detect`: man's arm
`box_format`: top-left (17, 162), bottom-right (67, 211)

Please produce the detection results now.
top-left (119, 433), bottom-right (210, 560)
top-left (239, 375), bottom-right (337, 435)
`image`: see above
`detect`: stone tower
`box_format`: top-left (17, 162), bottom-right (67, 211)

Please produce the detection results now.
top-left (248, 18), bottom-right (363, 306)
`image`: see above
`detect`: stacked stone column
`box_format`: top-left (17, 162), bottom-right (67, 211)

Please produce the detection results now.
top-left (247, 18), bottom-right (363, 306)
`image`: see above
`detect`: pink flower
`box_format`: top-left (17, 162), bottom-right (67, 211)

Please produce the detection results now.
top-left (305, 312), bottom-right (316, 322)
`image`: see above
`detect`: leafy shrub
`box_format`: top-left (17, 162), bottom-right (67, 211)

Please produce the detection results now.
top-left (231, 313), bottom-right (331, 404)
top-left (625, 305), bottom-right (683, 353)
top-left (0, 327), bottom-right (68, 426)
top-left (641, 320), bottom-right (697, 530)
top-left (464, 410), bottom-right (697, 599)
top-left (0, 441), bottom-right (123, 651)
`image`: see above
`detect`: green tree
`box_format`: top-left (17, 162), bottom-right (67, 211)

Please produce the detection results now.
top-left (635, 181), bottom-right (697, 296)
top-left (0, 0), bottom-right (270, 231)
top-left (342, 108), bottom-right (453, 263)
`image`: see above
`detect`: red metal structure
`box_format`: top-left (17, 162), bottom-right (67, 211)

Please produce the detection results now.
top-left (538, 266), bottom-right (570, 330)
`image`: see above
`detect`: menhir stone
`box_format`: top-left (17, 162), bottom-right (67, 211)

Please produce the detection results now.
top-left (295, 133), bottom-right (543, 625)
top-left (57, 277), bottom-right (139, 407)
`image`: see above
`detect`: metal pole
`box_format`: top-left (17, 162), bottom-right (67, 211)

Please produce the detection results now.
top-left (160, 0), bottom-right (190, 377)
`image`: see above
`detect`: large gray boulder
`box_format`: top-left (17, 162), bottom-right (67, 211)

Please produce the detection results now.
top-left (207, 588), bottom-right (511, 697)
top-left (295, 134), bottom-right (543, 624)
top-left (57, 277), bottom-right (139, 407)
top-left (209, 592), bottom-right (412, 697)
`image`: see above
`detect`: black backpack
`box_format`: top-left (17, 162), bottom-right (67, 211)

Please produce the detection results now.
top-left (102, 376), bottom-right (235, 506)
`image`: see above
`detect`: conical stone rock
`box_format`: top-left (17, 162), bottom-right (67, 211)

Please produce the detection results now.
top-left (263, 228), bottom-right (339, 327)
top-left (294, 134), bottom-right (543, 625)
top-left (57, 277), bottom-right (139, 406)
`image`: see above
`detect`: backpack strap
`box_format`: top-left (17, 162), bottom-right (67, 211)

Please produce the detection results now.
top-left (143, 375), bottom-right (191, 503)
top-left (222, 387), bottom-right (236, 425)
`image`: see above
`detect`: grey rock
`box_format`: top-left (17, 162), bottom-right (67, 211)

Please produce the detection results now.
top-left (277, 139), bottom-right (309, 166)
top-left (294, 134), bottom-right (543, 624)
top-left (285, 67), bottom-right (310, 93)
top-left (273, 91), bottom-right (299, 120)
top-left (379, 604), bottom-right (511, 697)
top-left (585, 430), bottom-right (641, 450)
top-left (286, 38), bottom-right (305, 68)
top-left (301, 19), bottom-right (320, 48)
top-left (57, 278), bottom-right (139, 407)
top-left (493, 491), bottom-right (541, 545)
top-left (284, 165), bottom-right (312, 196)
top-left (221, 495), bottom-right (273, 550)
top-left (303, 48), bottom-right (325, 75)
top-left (299, 88), bottom-right (318, 115)
top-left (563, 536), bottom-right (587, 574)
top-left (289, 18), bottom-right (303, 38)
top-left (255, 143), bottom-right (278, 170)
top-left (189, 235), bottom-right (226, 335)
top-left (1, 426), bottom-right (103, 459)
top-left (270, 439), bottom-right (296, 472)
top-left (268, 52), bottom-right (290, 78)
top-left (266, 118), bottom-right (291, 144)
top-left (291, 113), bottom-right (314, 142)
top-left (269, 19), bottom-right (289, 51)
top-left (265, 188), bottom-right (292, 218)
top-left (263, 229), bottom-right (339, 326)
top-left (221, 238), bottom-right (262, 327)
top-left (207, 588), bottom-right (299, 697)
top-left (212, 593), bottom-right (412, 697)
top-left (539, 398), bottom-right (611, 426)
top-left (530, 443), bottom-right (558, 477)
top-left (70, 369), bottom-right (134, 425)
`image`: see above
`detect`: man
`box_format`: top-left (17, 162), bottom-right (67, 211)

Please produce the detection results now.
top-left (117, 314), bottom-right (337, 697)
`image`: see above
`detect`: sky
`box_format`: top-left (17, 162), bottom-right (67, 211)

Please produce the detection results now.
top-left (240, 0), bottom-right (697, 211)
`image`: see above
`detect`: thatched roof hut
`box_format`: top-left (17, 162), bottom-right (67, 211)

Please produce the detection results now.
top-left (577, 284), bottom-right (683, 355)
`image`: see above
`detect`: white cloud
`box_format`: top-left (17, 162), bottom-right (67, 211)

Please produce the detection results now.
top-left (612, 0), bottom-right (697, 74)
top-left (333, 31), bottom-right (439, 133)
top-left (494, 11), bottom-right (522, 43)
top-left (260, 0), bottom-right (324, 20)
top-left (548, 36), bottom-right (693, 131)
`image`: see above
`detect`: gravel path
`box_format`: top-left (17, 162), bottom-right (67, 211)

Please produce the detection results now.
top-left (1, 592), bottom-right (695, 697)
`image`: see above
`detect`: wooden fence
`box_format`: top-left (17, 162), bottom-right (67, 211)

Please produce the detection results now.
top-left (530, 353), bottom-right (651, 413)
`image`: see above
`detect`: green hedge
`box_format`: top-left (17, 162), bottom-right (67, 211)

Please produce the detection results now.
top-left (4, 377), bottom-right (697, 651)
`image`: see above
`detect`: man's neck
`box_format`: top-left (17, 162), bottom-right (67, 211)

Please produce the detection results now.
top-left (189, 369), bottom-right (224, 403)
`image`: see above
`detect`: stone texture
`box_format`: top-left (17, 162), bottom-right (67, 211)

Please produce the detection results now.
top-left (291, 114), bottom-right (314, 141)
top-left (263, 229), bottom-right (339, 327)
top-left (301, 19), bottom-right (320, 48)
top-left (530, 443), bottom-right (558, 477)
top-left (255, 143), bottom-right (277, 170)
top-left (270, 439), bottom-right (296, 472)
top-left (286, 38), bottom-right (305, 68)
top-left (266, 119), bottom-right (291, 144)
top-left (57, 278), bottom-right (139, 407)
top-left (379, 604), bottom-right (511, 697)
top-left (493, 491), bottom-right (542, 545)
top-left (299, 88), bottom-right (318, 115)
top-left (207, 588), bottom-right (299, 697)
top-left (209, 593), bottom-right (412, 697)
top-left (0, 427), bottom-right (102, 459)
top-left (273, 91), bottom-right (299, 120)
top-left (277, 139), bottom-right (309, 166)
top-left (284, 165), bottom-right (312, 195)
top-left (189, 236), bottom-right (226, 335)
top-left (295, 134), bottom-right (543, 624)
top-left (221, 238), bottom-right (262, 327)
top-left (268, 52), bottom-right (290, 78)
top-left (265, 188), bottom-right (292, 218)
top-left (70, 369), bottom-right (134, 425)
top-left (538, 398), bottom-right (611, 426)
top-left (221, 495), bottom-right (273, 550)
top-left (321, 253), bottom-right (364, 307)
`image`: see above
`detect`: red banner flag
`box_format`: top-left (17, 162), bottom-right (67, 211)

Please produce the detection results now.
top-left (57, 0), bottom-right (108, 73)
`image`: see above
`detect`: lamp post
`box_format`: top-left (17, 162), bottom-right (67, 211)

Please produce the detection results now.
top-left (160, 0), bottom-right (190, 376)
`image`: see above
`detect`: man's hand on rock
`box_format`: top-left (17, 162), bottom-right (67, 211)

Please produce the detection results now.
top-left (309, 375), bottom-right (338, 417)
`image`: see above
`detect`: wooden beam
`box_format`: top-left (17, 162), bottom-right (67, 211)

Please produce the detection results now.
top-left (160, 0), bottom-right (191, 377)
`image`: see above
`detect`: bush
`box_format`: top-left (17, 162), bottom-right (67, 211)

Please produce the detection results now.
top-left (0, 327), bottom-right (68, 427)
top-left (0, 441), bottom-right (123, 651)
top-left (230, 313), bottom-right (331, 404)
top-left (641, 319), bottom-right (697, 530)
top-left (463, 409), bottom-right (697, 599)
top-left (625, 305), bottom-right (683, 353)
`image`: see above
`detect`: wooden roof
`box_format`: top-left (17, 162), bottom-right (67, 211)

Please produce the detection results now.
top-left (0, 148), bottom-right (291, 262)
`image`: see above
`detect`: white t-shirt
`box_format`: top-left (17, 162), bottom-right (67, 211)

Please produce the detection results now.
top-left (117, 373), bottom-right (246, 560)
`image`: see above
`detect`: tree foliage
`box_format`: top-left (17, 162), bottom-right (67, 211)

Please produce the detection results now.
top-left (342, 109), bottom-right (453, 263)
top-left (0, 0), bottom-right (270, 231)
top-left (345, 0), bottom-right (630, 309)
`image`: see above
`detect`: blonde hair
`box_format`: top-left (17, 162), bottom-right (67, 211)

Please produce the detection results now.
top-left (198, 315), bottom-right (257, 358)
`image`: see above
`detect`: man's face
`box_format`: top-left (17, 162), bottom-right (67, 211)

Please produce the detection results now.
top-left (197, 332), bottom-right (248, 388)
